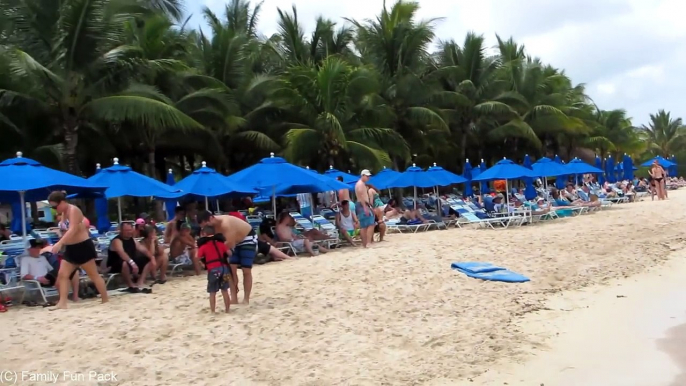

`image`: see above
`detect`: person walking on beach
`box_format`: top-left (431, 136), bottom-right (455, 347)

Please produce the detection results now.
top-left (355, 170), bottom-right (375, 248)
top-left (197, 211), bottom-right (257, 304)
top-left (649, 160), bottom-right (667, 200)
top-left (47, 191), bottom-right (108, 309)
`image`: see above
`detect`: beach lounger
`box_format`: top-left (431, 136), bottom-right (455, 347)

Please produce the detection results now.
top-left (385, 219), bottom-right (430, 233)
top-left (0, 268), bottom-right (24, 301)
top-left (289, 212), bottom-right (339, 248)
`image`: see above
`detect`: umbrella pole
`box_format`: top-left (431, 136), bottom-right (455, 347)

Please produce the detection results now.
top-left (20, 191), bottom-right (27, 251)
top-left (216, 200), bottom-right (220, 213)
top-left (413, 186), bottom-right (417, 210)
top-left (205, 196), bottom-right (209, 211)
top-left (117, 197), bottom-right (122, 223)
top-left (272, 186), bottom-right (276, 215)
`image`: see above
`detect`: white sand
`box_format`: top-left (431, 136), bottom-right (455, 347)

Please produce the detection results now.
top-left (3, 191), bottom-right (686, 385)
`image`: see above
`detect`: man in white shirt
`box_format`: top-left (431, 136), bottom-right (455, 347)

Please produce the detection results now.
top-left (21, 239), bottom-right (80, 301)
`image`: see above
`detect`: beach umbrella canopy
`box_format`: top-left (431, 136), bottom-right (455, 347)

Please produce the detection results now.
top-left (641, 155), bottom-right (676, 168)
top-left (595, 156), bottom-right (605, 185)
top-left (622, 154), bottom-right (634, 180)
top-left (175, 161), bottom-right (256, 198)
top-left (94, 164), bottom-right (111, 233)
top-left (669, 155), bottom-right (678, 176)
top-left (164, 169), bottom-right (176, 221)
top-left (383, 164), bottom-right (445, 188)
top-left (0, 152), bottom-right (106, 202)
top-left (606, 155), bottom-right (616, 183)
top-left (532, 157), bottom-right (568, 178)
top-left (479, 159), bottom-right (489, 193)
top-left (323, 166), bottom-right (358, 184)
top-left (564, 158), bottom-right (604, 175)
top-left (472, 158), bottom-right (537, 181)
top-left (554, 155), bottom-right (568, 188)
top-left (368, 167), bottom-right (402, 190)
top-left (426, 163), bottom-right (467, 185)
top-left (226, 153), bottom-right (348, 193)
top-left (462, 160), bottom-right (474, 197)
top-left (0, 151), bottom-right (106, 238)
top-left (89, 158), bottom-right (184, 199)
top-left (522, 155), bottom-right (537, 200)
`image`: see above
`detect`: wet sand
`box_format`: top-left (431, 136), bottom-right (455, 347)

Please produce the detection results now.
top-left (471, 250), bottom-right (686, 386)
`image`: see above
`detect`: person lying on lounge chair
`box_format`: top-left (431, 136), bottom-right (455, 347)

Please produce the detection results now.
top-left (276, 213), bottom-right (327, 256)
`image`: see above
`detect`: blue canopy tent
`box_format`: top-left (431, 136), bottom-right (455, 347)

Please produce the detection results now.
top-left (383, 164), bottom-right (448, 210)
top-left (426, 163), bottom-right (467, 185)
top-left (553, 155), bottom-right (567, 189)
top-left (462, 159), bottom-right (474, 197)
top-left (0, 151), bottom-right (106, 243)
top-left (522, 155), bottom-right (537, 200)
top-left (531, 157), bottom-right (567, 192)
top-left (87, 158), bottom-right (184, 222)
top-left (368, 167), bottom-right (402, 190)
top-left (174, 161), bottom-right (256, 211)
top-left (226, 153), bottom-right (349, 213)
top-left (565, 158), bottom-right (603, 174)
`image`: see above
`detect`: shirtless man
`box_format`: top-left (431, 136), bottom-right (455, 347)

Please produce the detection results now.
top-left (337, 176), bottom-right (354, 212)
top-left (198, 211), bottom-right (257, 304)
top-left (164, 206), bottom-right (185, 244)
top-left (275, 213), bottom-right (323, 256)
top-left (355, 170), bottom-right (376, 248)
top-left (169, 223), bottom-right (199, 275)
top-left (47, 191), bottom-right (108, 309)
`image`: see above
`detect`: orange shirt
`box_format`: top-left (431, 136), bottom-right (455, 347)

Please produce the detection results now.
top-left (494, 180), bottom-right (506, 192)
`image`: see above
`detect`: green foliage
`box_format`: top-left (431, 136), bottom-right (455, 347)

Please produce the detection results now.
top-left (0, 0), bottom-right (680, 181)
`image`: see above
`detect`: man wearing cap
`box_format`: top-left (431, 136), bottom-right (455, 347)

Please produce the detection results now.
top-left (21, 239), bottom-right (80, 302)
top-left (355, 169), bottom-right (376, 248)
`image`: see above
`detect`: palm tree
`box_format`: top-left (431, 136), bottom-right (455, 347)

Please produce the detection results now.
top-left (640, 110), bottom-right (686, 158)
top-left (277, 56), bottom-right (408, 170)
top-left (0, 0), bottom-right (198, 175)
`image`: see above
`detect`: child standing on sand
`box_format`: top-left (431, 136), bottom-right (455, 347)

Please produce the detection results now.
top-left (197, 226), bottom-right (231, 313)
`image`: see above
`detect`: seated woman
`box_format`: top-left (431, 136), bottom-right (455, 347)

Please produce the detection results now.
top-left (139, 225), bottom-right (168, 284)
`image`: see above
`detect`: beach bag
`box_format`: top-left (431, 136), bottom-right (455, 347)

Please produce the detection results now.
top-left (210, 240), bottom-right (231, 284)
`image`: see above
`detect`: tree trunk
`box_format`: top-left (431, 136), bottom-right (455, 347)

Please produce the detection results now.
top-left (63, 118), bottom-right (81, 175)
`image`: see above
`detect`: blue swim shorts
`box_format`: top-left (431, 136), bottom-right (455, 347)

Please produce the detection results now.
top-left (230, 243), bottom-right (256, 269)
top-left (355, 203), bottom-right (376, 228)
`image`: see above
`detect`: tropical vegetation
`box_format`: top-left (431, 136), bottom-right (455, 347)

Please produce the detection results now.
top-left (1, 0), bottom-right (684, 183)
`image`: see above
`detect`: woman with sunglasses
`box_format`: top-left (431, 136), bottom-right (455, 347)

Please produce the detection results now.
top-left (47, 191), bottom-right (108, 309)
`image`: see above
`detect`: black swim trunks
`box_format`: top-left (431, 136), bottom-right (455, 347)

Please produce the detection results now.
top-left (257, 240), bottom-right (271, 255)
top-left (63, 239), bottom-right (97, 266)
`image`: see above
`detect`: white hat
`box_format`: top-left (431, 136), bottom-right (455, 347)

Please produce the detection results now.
top-left (360, 169), bottom-right (372, 176)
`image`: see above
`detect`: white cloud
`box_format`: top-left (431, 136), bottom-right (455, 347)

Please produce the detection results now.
top-left (191, 0), bottom-right (685, 125)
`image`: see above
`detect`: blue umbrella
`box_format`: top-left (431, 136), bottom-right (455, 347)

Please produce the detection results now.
top-left (595, 156), bottom-right (605, 185)
top-left (606, 155), bottom-right (616, 183)
top-left (227, 153), bottom-right (349, 212)
top-left (531, 157), bottom-right (568, 178)
top-left (175, 161), bottom-right (256, 205)
top-left (0, 151), bottom-right (106, 240)
top-left (368, 167), bottom-right (402, 190)
top-left (462, 160), bottom-right (473, 197)
top-left (479, 159), bottom-right (489, 194)
top-left (426, 163), bottom-right (467, 185)
top-left (670, 155), bottom-right (678, 177)
top-left (323, 166), bottom-right (357, 184)
top-left (164, 169), bottom-right (176, 221)
top-left (565, 158), bottom-right (604, 175)
top-left (94, 164), bottom-right (111, 234)
top-left (383, 164), bottom-right (445, 188)
top-left (641, 155), bottom-right (676, 168)
top-left (553, 155), bottom-right (567, 189)
top-left (522, 155), bottom-right (537, 200)
top-left (88, 157), bottom-right (184, 222)
top-left (472, 158), bottom-right (537, 181)
top-left (622, 154), bottom-right (633, 180)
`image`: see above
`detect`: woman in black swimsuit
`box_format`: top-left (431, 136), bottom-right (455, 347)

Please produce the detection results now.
top-left (48, 191), bottom-right (108, 309)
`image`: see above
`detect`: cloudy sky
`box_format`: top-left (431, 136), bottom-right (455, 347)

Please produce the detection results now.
top-left (189, 0), bottom-right (684, 126)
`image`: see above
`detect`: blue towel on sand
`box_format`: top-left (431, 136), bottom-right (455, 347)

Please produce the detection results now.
top-left (451, 261), bottom-right (530, 283)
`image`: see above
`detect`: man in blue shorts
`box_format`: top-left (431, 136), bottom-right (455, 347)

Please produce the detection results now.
top-left (355, 169), bottom-right (376, 248)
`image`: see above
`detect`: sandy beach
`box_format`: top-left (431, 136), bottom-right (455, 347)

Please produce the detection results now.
top-left (3, 191), bottom-right (686, 385)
